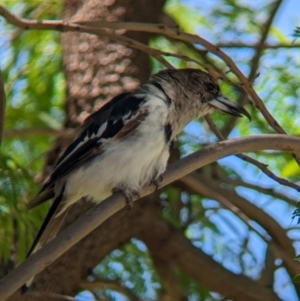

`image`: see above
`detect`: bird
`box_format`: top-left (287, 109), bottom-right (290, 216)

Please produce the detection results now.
top-left (22, 68), bottom-right (250, 293)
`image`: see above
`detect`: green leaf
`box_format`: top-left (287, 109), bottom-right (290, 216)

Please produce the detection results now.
top-left (165, 1), bottom-right (209, 33)
top-left (293, 274), bottom-right (300, 283)
top-left (281, 160), bottom-right (300, 178)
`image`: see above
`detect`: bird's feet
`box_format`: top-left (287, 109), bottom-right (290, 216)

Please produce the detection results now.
top-left (112, 186), bottom-right (140, 210)
top-left (151, 175), bottom-right (163, 191)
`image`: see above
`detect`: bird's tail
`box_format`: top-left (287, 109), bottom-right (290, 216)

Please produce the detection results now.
top-left (21, 187), bottom-right (68, 294)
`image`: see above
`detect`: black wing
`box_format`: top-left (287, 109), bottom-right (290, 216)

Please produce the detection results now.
top-left (28, 91), bottom-right (148, 208)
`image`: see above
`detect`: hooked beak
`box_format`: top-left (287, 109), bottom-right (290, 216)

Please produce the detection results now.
top-left (209, 94), bottom-right (251, 121)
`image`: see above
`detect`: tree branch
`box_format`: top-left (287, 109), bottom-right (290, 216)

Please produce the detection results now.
top-left (180, 170), bottom-right (300, 297)
top-left (152, 256), bottom-right (188, 301)
top-left (257, 246), bottom-right (276, 288)
top-left (220, 177), bottom-right (297, 206)
top-left (220, 0), bottom-right (284, 137)
top-left (0, 5), bottom-right (297, 156)
top-left (0, 135), bottom-right (300, 300)
top-left (139, 213), bottom-right (281, 301)
top-left (179, 174), bottom-right (299, 273)
top-left (216, 42), bottom-right (300, 48)
top-left (248, 0), bottom-right (284, 82)
top-left (0, 6), bottom-right (173, 68)
top-left (205, 114), bottom-right (300, 193)
top-left (10, 0), bottom-right (54, 41)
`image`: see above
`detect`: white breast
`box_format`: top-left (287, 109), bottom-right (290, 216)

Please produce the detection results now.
top-left (61, 94), bottom-right (170, 212)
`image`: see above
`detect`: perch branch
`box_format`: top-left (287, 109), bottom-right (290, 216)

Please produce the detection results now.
top-left (0, 135), bottom-right (300, 299)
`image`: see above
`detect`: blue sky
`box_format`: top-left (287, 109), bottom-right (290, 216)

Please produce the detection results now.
top-left (1, 1), bottom-right (300, 300)
top-left (274, 0), bottom-right (299, 38)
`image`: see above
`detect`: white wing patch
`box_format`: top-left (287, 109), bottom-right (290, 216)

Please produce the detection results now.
top-left (89, 122), bottom-right (107, 139)
top-left (64, 92), bottom-right (170, 209)
top-left (54, 121), bottom-right (108, 172)
top-left (40, 88), bottom-right (171, 194)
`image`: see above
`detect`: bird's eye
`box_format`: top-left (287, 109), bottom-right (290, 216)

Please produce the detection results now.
top-left (206, 83), bottom-right (215, 91)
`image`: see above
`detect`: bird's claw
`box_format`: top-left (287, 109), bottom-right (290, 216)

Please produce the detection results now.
top-left (151, 175), bottom-right (163, 191)
top-left (112, 187), bottom-right (140, 210)
top-left (124, 190), bottom-right (140, 209)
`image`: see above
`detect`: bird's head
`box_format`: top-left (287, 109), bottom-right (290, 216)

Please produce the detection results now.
top-left (152, 69), bottom-right (251, 121)
top-left (185, 69), bottom-right (251, 120)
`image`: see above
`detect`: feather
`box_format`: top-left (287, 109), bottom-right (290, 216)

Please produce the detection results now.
top-left (22, 185), bottom-right (67, 293)
top-left (34, 92), bottom-right (149, 196)
top-left (23, 69), bottom-right (250, 293)
top-left (27, 188), bottom-right (55, 210)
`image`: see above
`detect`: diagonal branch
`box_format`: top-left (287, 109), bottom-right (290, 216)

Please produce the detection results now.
top-left (205, 114), bottom-right (300, 193)
top-left (81, 21), bottom-right (300, 165)
top-left (179, 174), bottom-right (299, 268)
top-left (217, 42), bottom-right (300, 48)
top-left (221, 177), bottom-right (297, 206)
top-left (248, 0), bottom-right (284, 81)
top-left (179, 173), bottom-right (300, 297)
top-left (258, 246), bottom-right (276, 288)
top-left (139, 213), bottom-right (281, 301)
top-left (185, 172), bottom-right (296, 254)
top-left (220, 0), bottom-right (284, 137)
top-left (0, 135), bottom-right (300, 300)
top-left (0, 4), bottom-right (297, 152)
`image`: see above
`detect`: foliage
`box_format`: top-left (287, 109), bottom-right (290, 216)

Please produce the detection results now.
top-left (294, 27), bottom-right (300, 40)
top-left (0, 0), bottom-right (300, 300)
top-left (0, 0), bottom-right (64, 263)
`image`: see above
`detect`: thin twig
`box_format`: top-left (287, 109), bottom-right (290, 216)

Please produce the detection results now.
top-left (76, 21), bottom-right (300, 163)
top-left (187, 172), bottom-right (296, 258)
top-left (11, 0), bottom-right (54, 41)
top-left (248, 0), bottom-right (283, 82)
top-left (180, 173), bottom-right (300, 295)
top-left (0, 6), bottom-right (297, 159)
top-left (1, 5), bottom-right (300, 175)
top-left (1, 4), bottom-right (300, 188)
top-left (0, 7), bottom-right (173, 69)
top-left (180, 174), bottom-right (300, 275)
top-left (220, 177), bottom-right (297, 206)
top-left (216, 42), bottom-right (300, 49)
top-left (220, 0), bottom-right (284, 138)
top-left (205, 115), bottom-right (300, 193)
top-left (157, 50), bottom-right (207, 69)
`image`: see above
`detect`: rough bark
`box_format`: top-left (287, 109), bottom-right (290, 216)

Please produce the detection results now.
top-left (5, 1), bottom-right (296, 300)
top-left (62, 0), bottom-right (164, 128)
top-left (12, 0), bottom-right (166, 299)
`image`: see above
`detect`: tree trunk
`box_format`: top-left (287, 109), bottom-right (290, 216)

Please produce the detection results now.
top-left (7, 2), bottom-right (289, 300)
top-left (11, 0), bottom-right (166, 299)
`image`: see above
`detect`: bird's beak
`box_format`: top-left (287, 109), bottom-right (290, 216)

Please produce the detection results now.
top-left (209, 94), bottom-right (251, 120)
